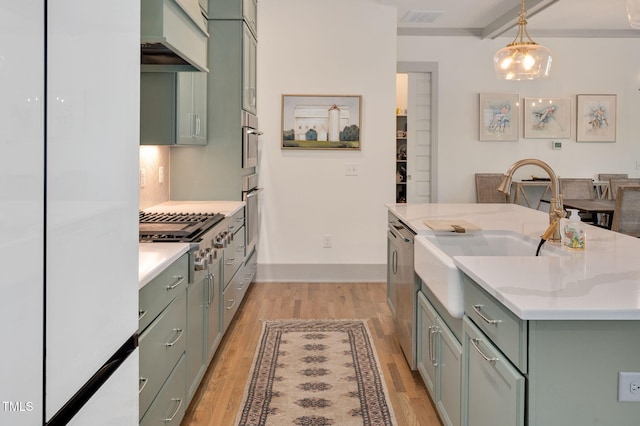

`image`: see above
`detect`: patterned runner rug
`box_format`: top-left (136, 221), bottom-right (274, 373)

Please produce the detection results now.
top-left (236, 319), bottom-right (397, 426)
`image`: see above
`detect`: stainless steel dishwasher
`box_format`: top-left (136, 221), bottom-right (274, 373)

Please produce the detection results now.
top-left (387, 212), bottom-right (417, 370)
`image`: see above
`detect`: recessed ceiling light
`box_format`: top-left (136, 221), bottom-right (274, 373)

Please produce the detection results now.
top-left (401, 10), bottom-right (445, 24)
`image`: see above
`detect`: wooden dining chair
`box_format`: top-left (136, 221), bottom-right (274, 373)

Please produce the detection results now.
top-left (611, 186), bottom-right (640, 238)
top-left (598, 174), bottom-right (628, 199)
top-left (559, 178), bottom-right (596, 223)
top-left (598, 173), bottom-right (628, 182)
top-left (475, 173), bottom-right (508, 203)
top-left (609, 178), bottom-right (640, 200)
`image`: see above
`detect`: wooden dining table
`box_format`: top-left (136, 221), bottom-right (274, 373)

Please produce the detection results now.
top-left (562, 199), bottom-right (616, 229)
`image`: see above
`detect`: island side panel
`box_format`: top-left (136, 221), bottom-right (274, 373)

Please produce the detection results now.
top-left (527, 320), bottom-right (640, 425)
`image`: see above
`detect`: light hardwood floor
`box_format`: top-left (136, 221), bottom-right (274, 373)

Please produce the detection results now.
top-left (182, 282), bottom-right (442, 426)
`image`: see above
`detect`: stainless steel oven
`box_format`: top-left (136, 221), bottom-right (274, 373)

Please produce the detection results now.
top-left (242, 173), bottom-right (262, 256)
top-left (242, 111), bottom-right (262, 169)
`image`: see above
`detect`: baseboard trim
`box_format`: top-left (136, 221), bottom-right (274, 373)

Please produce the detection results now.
top-left (255, 263), bottom-right (386, 283)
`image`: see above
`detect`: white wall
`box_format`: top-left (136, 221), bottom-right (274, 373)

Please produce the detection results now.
top-left (256, 1), bottom-right (640, 282)
top-left (256, 0), bottom-right (397, 281)
top-left (397, 36), bottom-right (640, 202)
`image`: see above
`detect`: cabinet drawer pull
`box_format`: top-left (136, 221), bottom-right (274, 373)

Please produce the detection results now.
top-left (226, 299), bottom-right (236, 310)
top-left (139, 377), bottom-right (148, 394)
top-left (226, 258), bottom-right (235, 265)
top-left (138, 310), bottom-right (147, 321)
top-left (472, 304), bottom-right (501, 325)
top-left (470, 338), bottom-right (499, 365)
top-left (165, 328), bottom-right (184, 347)
top-left (166, 275), bottom-right (185, 291)
top-left (161, 398), bottom-right (183, 422)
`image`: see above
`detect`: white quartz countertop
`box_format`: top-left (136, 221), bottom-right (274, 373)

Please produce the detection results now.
top-left (139, 243), bottom-right (189, 289)
top-left (387, 203), bottom-right (640, 320)
top-left (138, 200), bottom-right (245, 289)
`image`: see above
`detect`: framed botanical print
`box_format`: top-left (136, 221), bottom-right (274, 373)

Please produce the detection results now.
top-left (576, 94), bottom-right (616, 142)
top-left (479, 93), bottom-right (520, 141)
top-left (523, 98), bottom-right (571, 139)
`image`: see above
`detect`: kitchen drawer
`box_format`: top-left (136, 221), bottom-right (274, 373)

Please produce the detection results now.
top-left (463, 275), bottom-right (527, 373)
top-left (139, 253), bottom-right (188, 334)
top-left (222, 270), bottom-right (242, 333)
top-left (140, 354), bottom-right (186, 426)
top-left (228, 206), bottom-right (245, 234)
top-left (139, 290), bottom-right (187, 420)
top-left (243, 248), bottom-right (257, 284)
top-left (223, 226), bottom-right (245, 289)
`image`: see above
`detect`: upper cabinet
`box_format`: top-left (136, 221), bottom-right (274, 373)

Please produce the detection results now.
top-left (242, 23), bottom-right (257, 115)
top-left (208, 0), bottom-right (257, 36)
top-left (141, 72), bottom-right (207, 145)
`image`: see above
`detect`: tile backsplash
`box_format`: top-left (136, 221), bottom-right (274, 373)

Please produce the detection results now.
top-left (139, 145), bottom-right (170, 210)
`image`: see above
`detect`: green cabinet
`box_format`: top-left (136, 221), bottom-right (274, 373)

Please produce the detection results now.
top-left (462, 316), bottom-right (525, 426)
top-left (186, 254), bottom-right (222, 405)
top-left (417, 291), bottom-right (462, 426)
top-left (208, 0), bottom-right (257, 36)
top-left (242, 23), bottom-right (257, 115)
top-left (461, 274), bottom-right (640, 425)
top-left (186, 274), bottom-right (206, 404)
top-left (140, 72), bottom-right (207, 145)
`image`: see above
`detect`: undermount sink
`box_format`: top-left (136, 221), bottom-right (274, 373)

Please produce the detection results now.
top-left (414, 230), bottom-right (568, 319)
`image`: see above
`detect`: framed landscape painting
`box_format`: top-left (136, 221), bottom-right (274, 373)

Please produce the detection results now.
top-left (479, 93), bottom-right (519, 141)
top-left (281, 94), bottom-right (362, 150)
top-left (524, 98), bottom-right (571, 139)
top-left (576, 94), bottom-right (616, 142)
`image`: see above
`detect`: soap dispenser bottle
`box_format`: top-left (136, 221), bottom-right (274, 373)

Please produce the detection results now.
top-left (560, 209), bottom-right (586, 249)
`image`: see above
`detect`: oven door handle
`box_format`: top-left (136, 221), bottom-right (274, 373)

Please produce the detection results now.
top-left (246, 128), bottom-right (263, 136)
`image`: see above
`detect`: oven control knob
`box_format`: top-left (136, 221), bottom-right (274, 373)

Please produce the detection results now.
top-left (194, 255), bottom-right (208, 271)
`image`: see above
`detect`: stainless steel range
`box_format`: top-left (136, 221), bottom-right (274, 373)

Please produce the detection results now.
top-left (139, 210), bottom-right (235, 279)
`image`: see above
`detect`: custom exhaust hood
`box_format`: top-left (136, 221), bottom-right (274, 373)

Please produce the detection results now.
top-left (141, 0), bottom-right (209, 72)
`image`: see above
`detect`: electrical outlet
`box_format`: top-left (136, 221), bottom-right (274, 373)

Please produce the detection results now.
top-left (345, 163), bottom-right (358, 176)
top-left (158, 166), bottom-right (164, 184)
top-left (636, 160), bottom-right (640, 171)
top-left (140, 168), bottom-right (146, 188)
top-left (323, 234), bottom-right (333, 248)
top-left (618, 372), bottom-right (640, 402)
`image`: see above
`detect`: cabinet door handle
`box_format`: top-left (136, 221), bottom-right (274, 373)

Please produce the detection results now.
top-left (208, 273), bottom-right (214, 307)
top-left (429, 325), bottom-right (439, 367)
top-left (392, 250), bottom-right (397, 274)
top-left (470, 338), bottom-right (499, 365)
top-left (226, 299), bottom-right (236, 310)
top-left (138, 310), bottom-right (147, 321)
top-left (166, 275), bottom-right (185, 291)
top-left (165, 328), bottom-right (184, 347)
top-left (472, 304), bottom-right (501, 325)
top-left (138, 377), bottom-right (148, 394)
top-left (161, 398), bottom-right (183, 423)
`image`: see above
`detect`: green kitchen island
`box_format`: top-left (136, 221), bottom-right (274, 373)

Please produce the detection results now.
top-left (387, 202), bottom-right (640, 426)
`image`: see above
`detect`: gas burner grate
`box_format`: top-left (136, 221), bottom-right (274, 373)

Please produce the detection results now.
top-left (139, 211), bottom-right (225, 242)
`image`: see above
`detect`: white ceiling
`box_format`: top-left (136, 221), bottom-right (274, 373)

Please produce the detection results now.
top-left (390, 0), bottom-right (640, 38)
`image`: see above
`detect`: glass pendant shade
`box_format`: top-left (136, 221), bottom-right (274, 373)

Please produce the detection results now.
top-left (494, 43), bottom-right (552, 80)
top-left (494, 0), bottom-right (552, 80)
top-left (627, 0), bottom-right (640, 29)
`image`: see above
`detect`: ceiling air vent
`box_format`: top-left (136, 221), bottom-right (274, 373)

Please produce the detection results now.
top-left (401, 10), bottom-right (445, 24)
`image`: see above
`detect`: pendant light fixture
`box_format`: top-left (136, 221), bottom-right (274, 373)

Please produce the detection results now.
top-left (627, 0), bottom-right (640, 29)
top-left (494, 0), bottom-right (552, 80)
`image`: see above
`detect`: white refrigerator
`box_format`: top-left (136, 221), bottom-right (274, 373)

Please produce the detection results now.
top-left (0, 1), bottom-right (140, 425)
